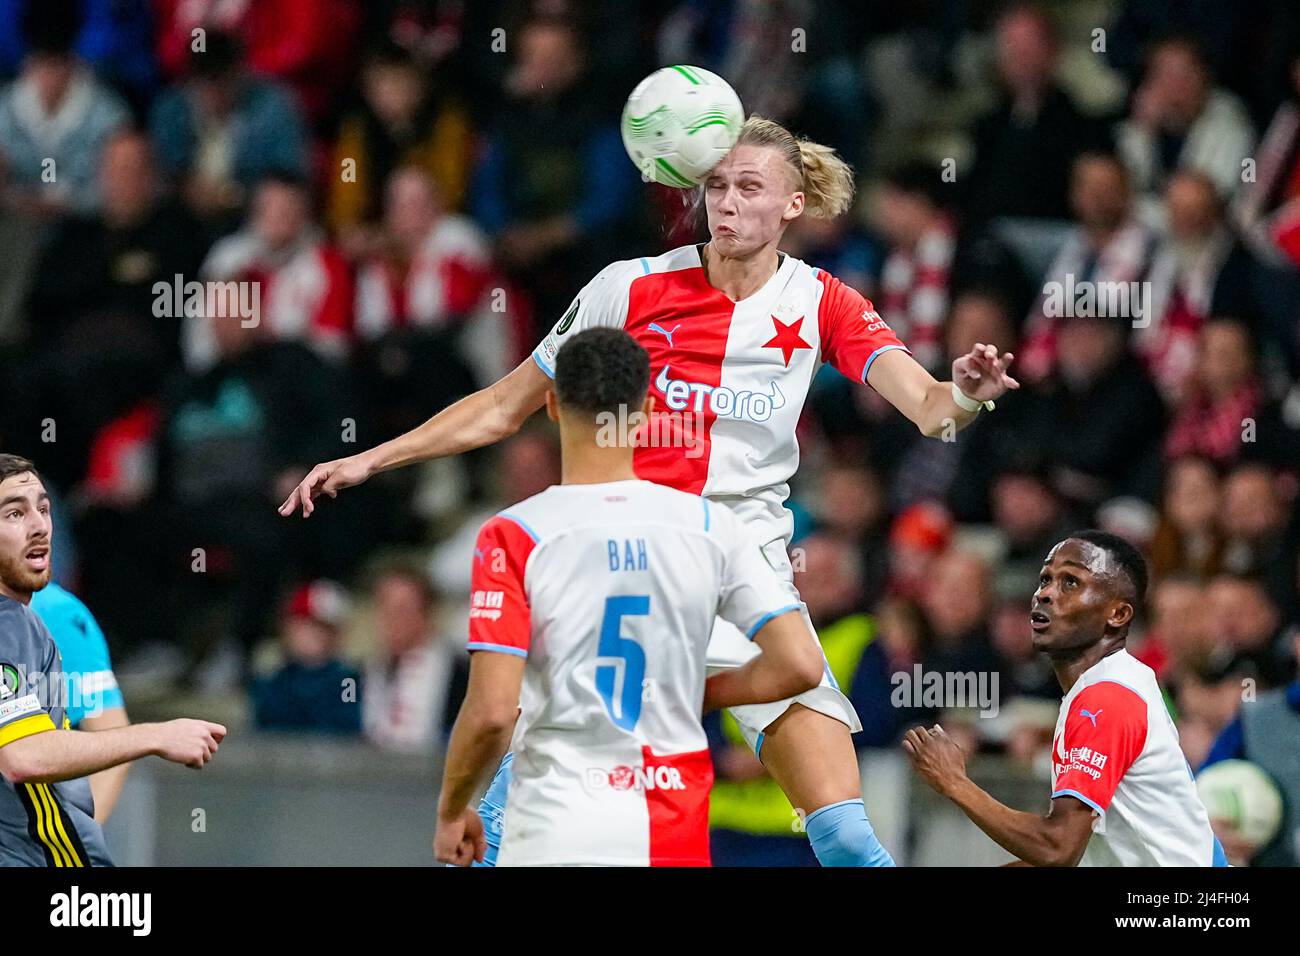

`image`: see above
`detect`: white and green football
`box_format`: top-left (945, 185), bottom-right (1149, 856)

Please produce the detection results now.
top-left (621, 65), bottom-right (745, 188)
top-left (1196, 758), bottom-right (1284, 849)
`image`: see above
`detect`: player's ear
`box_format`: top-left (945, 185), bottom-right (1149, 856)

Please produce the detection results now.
top-left (1109, 600), bottom-right (1134, 631)
top-left (544, 388), bottom-right (559, 422)
top-left (640, 393), bottom-right (655, 419)
top-left (784, 191), bottom-right (804, 222)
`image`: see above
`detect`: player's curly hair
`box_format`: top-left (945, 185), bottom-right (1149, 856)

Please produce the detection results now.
top-left (736, 116), bottom-right (855, 219)
top-left (554, 328), bottom-right (650, 415)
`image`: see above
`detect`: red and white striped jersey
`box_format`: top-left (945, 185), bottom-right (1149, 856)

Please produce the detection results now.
top-left (354, 215), bottom-right (493, 339)
top-left (1051, 649), bottom-right (1218, 866)
top-left (531, 244), bottom-right (909, 546)
top-left (185, 230), bottom-right (353, 370)
top-left (467, 478), bottom-right (796, 866)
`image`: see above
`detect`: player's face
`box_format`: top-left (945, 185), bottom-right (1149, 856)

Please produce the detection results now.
top-left (703, 145), bottom-right (803, 257)
top-left (0, 472), bottom-right (53, 600)
top-left (1030, 539), bottom-right (1129, 655)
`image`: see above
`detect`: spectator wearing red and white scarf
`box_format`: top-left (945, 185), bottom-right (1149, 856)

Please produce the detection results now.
top-left (1139, 172), bottom-right (1254, 405)
top-left (1164, 319), bottom-right (1264, 467)
top-left (184, 172), bottom-right (352, 371)
top-left (1232, 52), bottom-right (1300, 267)
top-left (1021, 153), bottom-right (1155, 382)
top-left (872, 164), bottom-right (955, 373)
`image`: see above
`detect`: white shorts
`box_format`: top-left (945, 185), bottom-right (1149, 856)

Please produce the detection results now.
top-left (705, 534), bottom-right (862, 755)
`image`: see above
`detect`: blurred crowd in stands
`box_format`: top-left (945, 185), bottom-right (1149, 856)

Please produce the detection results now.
top-left (0, 0), bottom-right (1297, 853)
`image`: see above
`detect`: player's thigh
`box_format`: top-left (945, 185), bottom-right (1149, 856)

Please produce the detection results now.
top-left (706, 613), bottom-right (864, 812)
top-left (760, 703), bottom-right (863, 814)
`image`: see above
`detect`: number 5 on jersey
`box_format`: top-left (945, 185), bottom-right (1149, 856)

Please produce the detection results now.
top-left (595, 595), bottom-right (650, 730)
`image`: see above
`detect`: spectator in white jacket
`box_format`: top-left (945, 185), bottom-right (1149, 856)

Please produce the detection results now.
top-left (0, 0), bottom-right (128, 218)
top-left (184, 171), bottom-right (353, 372)
top-left (362, 565), bottom-right (468, 756)
top-left (1116, 35), bottom-right (1255, 227)
top-left (1020, 153), bottom-right (1156, 383)
top-left (353, 167), bottom-right (505, 383)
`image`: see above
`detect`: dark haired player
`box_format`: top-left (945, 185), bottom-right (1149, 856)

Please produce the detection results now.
top-left (434, 329), bottom-right (825, 866)
top-left (904, 531), bottom-right (1225, 866)
top-left (0, 455), bottom-right (226, 866)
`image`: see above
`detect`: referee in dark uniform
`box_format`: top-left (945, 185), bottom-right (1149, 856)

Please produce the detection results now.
top-left (0, 454), bottom-right (226, 866)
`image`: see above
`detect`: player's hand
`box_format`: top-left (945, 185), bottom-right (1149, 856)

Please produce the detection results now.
top-left (434, 807), bottom-right (486, 867)
top-left (951, 343), bottom-right (1019, 405)
top-left (151, 719), bottom-right (227, 769)
top-left (902, 724), bottom-right (968, 797)
top-left (277, 454), bottom-right (373, 518)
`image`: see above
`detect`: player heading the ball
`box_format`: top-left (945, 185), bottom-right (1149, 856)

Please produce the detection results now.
top-left (433, 329), bottom-right (824, 866)
top-left (281, 108), bottom-right (1017, 868)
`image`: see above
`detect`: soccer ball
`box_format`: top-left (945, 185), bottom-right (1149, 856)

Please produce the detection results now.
top-left (1196, 759), bottom-right (1284, 849)
top-left (621, 65), bottom-right (744, 188)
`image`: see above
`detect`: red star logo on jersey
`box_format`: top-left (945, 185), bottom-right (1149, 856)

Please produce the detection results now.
top-left (762, 315), bottom-right (812, 366)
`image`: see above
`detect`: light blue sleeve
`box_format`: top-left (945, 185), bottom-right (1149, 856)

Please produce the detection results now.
top-left (70, 603), bottom-right (125, 717)
top-left (30, 587), bottom-right (125, 725)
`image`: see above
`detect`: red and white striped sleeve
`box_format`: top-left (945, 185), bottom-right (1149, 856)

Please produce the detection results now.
top-left (1052, 681), bottom-right (1149, 814)
top-left (816, 270), bottom-right (911, 384)
top-left (466, 514), bottom-right (538, 657)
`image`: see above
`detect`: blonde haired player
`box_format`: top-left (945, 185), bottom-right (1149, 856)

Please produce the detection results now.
top-left (282, 116), bottom-right (1019, 866)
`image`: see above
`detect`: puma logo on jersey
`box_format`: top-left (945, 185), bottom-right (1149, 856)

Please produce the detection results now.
top-left (647, 322), bottom-right (680, 347)
top-left (1080, 708), bottom-right (1103, 727)
top-left (655, 365), bottom-right (787, 422)
top-left (586, 764), bottom-right (687, 792)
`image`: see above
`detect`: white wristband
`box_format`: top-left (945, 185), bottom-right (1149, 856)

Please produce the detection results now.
top-left (951, 382), bottom-right (994, 413)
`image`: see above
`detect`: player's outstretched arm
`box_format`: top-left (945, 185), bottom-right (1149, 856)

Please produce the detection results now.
top-left (78, 706), bottom-right (132, 822)
top-left (435, 651), bottom-right (524, 866)
top-left (0, 718), bottom-right (226, 785)
top-left (279, 355), bottom-right (552, 518)
top-left (867, 344), bottom-right (1018, 439)
top-left (903, 724), bottom-right (1093, 866)
top-left (703, 610), bottom-right (824, 712)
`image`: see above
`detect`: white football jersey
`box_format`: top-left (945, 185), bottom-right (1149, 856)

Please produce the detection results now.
top-left (531, 244), bottom-right (909, 547)
top-left (467, 479), bottom-right (798, 866)
top-left (1050, 649), bottom-right (1220, 866)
